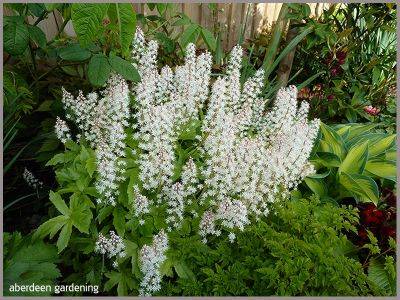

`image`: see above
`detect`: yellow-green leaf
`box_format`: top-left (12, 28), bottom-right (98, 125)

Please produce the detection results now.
top-left (364, 159), bottom-right (396, 182)
top-left (338, 141), bottom-right (368, 175)
top-left (339, 172), bottom-right (379, 204)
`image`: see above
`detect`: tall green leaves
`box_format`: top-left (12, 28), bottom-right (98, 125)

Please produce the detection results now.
top-left (108, 3), bottom-right (136, 56)
top-left (71, 3), bottom-right (136, 57)
top-left (71, 3), bottom-right (110, 47)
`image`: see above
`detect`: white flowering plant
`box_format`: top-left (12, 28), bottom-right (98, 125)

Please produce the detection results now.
top-left (33, 28), bottom-right (320, 296)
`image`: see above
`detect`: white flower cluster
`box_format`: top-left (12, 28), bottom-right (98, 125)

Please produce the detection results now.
top-left (95, 231), bottom-right (126, 268)
top-left (60, 74), bottom-right (130, 205)
top-left (139, 230), bottom-right (168, 296)
top-left (181, 157), bottom-right (199, 197)
top-left (23, 168), bottom-right (43, 189)
top-left (131, 30), bottom-right (212, 192)
top-left (54, 117), bottom-right (71, 144)
top-left (133, 185), bottom-right (150, 224)
top-left (131, 33), bottom-right (320, 242)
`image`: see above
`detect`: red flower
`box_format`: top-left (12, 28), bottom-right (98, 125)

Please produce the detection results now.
top-left (358, 227), bottom-right (368, 240)
top-left (336, 50), bottom-right (347, 61)
top-left (360, 204), bottom-right (385, 225)
top-left (327, 94), bottom-right (335, 101)
top-left (330, 65), bottom-right (342, 77)
top-left (381, 226), bottom-right (396, 239)
top-left (325, 53), bottom-right (333, 65)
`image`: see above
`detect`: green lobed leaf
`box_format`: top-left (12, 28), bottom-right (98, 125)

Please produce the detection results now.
top-left (49, 191), bottom-right (70, 216)
top-left (56, 222), bottom-right (72, 253)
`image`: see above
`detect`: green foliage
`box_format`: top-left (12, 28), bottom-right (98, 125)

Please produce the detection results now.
top-left (4, 16), bottom-right (30, 56)
top-left (293, 3), bottom-right (396, 127)
top-left (3, 232), bottom-right (61, 296)
top-left (160, 197), bottom-right (376, 296)
top-left (88, 54), bottom-right (111, 86)
top-left (306, 122), bottom-right (396, 204)
top-left (368, 256), bottom-right (396, 296)
top-left (71, 3), bottom-right (110, 47)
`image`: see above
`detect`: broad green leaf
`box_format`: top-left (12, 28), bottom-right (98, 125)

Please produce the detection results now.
top-left (338, 141), bottom-right (369, 175)
top-left (88, 54), bottom-right (111, 86)
top-left (180, 24), bottom-right (200, 48)
top-left (108, 55), bottom-right (140, 82)
top-left (113, 207), bottom-right (126, 237)
top-left (368, 134), bottom-right (395, 157)
top-left (174, 261), bottom-right (196, 281)
top-left (200, 27), bottom-right (217, 51)
top-left (28, 3), bottom-right (46, 17)
top-left (364, 159), bottom-right (396, 182)
top-left (70, 193), bottom-right (92, 234)
top-left (160, 258), bottom-right (174, 277)
top-left (3, 239), bottom-right (60, 296)
top-left (108, 3), bottom-right (136, 55)
top-left (59, 44), bottom-right (92, 61)
top-left (56, 222), bottom-right (72, 253)
top-left (4, 16), bottom-right (29, 56)
top-left (304, 177), bottom-right (327, 196)
top-left (28, 25), bottom-right (46, 49)
top-left (49, 191), bottom-right (70, 216)
top-left (85, 157), bottom-right (97, 177)
top-left (313, 152), bottom-right (341, 168)
top-left (340, 123), bottom-right (378, 141)
top-left (339, 172), bottom-right (379, 204)
top-left (319, 123), bottom-right (345, 160)
top-left (71, 3), bottom-right (109, 46)
top-left (97, 206), bottom-right (114, 223)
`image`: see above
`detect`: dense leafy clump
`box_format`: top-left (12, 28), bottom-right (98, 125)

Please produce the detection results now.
top-left (159, 197), bottom-right (378, 296)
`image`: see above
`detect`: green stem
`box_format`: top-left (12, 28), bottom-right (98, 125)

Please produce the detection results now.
top-left (4, 193), bottom-right (36, 211)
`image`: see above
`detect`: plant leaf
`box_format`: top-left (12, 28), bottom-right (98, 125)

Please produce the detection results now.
top-left (109, 55), bottom-right (140, 82)
top-left (59, 44), bottom-right (92, 61)
top-left (4, 16), bottom-right (29, 56)
top-left (71, 3), bottom-right (109, 46)
top-left (338, 141), bottom-right (369, 175)
top-left (339, 172), bottom-right (379, 204)
top-left (88, 54), bottom-right (111, 86)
